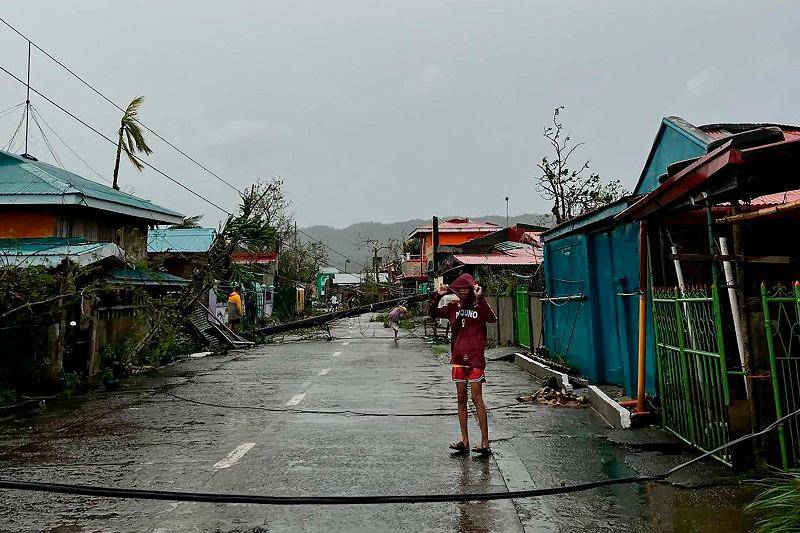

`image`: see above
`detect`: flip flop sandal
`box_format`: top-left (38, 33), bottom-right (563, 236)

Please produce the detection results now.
top-left (471, 446), bottom-right (492, 456)
top-left (449, 441), bottom-right (469, 453)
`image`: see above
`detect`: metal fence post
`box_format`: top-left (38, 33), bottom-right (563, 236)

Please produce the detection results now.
top-left (706, 207), bottom-right (731, 406)
top-left (761, 282), bottom-right (789, 470)
top-left (674, 287), bottom-right (697, 443)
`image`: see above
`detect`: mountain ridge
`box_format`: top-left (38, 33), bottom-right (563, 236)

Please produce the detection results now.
top-left (300, 213), bottom-right (552, 270)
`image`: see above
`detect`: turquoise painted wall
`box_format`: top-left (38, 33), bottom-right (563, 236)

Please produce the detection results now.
top-left (634, 120), bottom-right (707, 195)
top-left (543, 117), bottom-right (709, 396)
top-left (543, 224), bottom-right (656, 396)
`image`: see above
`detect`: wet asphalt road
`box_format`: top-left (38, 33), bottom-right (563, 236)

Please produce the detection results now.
top-left (0, 316), bottom-right (754, 532)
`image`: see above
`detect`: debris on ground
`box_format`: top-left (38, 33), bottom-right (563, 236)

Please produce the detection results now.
top-left (517, 386), bottom-right (589, 408)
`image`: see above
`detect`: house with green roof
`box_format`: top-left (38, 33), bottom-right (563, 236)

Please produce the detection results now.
top-left (147, 227), bottom-right (216, 278)
top-left (0, 150), bottom-right (183, 263)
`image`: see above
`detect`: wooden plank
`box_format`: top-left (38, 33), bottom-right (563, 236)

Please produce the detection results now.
top-left (669, 253), bottom-right (791, 264)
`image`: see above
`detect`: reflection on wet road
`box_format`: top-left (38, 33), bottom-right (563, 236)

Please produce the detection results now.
top-left (0, 317), bottom-right (753, 532)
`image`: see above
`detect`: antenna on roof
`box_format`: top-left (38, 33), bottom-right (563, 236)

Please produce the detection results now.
top-left (23, 40), bottom-right (31, 158)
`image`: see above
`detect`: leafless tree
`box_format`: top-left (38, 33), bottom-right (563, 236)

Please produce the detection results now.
top-left (534, 106), bottom-right (626, 224)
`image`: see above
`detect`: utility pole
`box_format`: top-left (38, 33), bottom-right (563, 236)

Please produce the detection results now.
top-left (431, 216), bottom-right (439, 280)
top-left (505, 197), bottom-right (509, 228)
top-left (374, 248), bottom-right (379, 284)
top-left (24, 40), bottom-right (31, 156)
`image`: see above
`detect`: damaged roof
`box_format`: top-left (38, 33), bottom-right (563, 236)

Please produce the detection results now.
top-left (0, 237), bottom-right (124, 268)
top-left (453, 241), bottom-right (542, 266)
top-left (409, 218), bottom-right (501, 238)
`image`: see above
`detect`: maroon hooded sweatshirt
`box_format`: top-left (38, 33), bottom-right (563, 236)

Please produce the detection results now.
top-left (429, 273), bottom-right (497, 369)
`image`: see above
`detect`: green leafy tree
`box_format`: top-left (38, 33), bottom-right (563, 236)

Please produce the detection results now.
top-left (112, 96), bottom-right (152, 190)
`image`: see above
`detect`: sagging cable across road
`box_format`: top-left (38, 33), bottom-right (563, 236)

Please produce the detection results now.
top-left (160, 390), bottom-right (525, 418)
top-left (2, 407), bottom-right (799, 505)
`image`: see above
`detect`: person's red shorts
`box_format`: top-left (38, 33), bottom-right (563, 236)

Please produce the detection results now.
top-left (451, 365), bottom-right (485, 383)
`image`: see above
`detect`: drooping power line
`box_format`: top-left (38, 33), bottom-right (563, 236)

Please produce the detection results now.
top-left (0, 62), bottom-right (231, 215)
top-left (0, 15), bottom-right (242, 195)
top-left (0, 17), bottom-right (376, 270)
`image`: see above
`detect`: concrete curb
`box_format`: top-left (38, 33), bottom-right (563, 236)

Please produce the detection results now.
top-left (586, 385), bottom-right (631, 429)
top-left (513, 353), bottom-right (573, 394)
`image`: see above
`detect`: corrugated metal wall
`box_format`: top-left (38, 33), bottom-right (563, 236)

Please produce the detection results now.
top-left (543, 224), bottom-right (656, 396)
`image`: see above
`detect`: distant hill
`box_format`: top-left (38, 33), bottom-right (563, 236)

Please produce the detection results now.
top-left (301, 213), bottom-right (553, 270)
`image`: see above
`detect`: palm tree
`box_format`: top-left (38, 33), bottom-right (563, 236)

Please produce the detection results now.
top-left (170, 215), bottom-right (204, 229)
top-left (112, 96), bottom-right (152, 190)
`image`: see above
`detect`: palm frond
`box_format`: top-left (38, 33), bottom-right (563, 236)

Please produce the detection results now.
top-left (128, 122), bottom-right (153, 155)
top-left (116, 95), bottom-right (152, 176)
top-left (124, 145), bottom-right (145, 171)
top-left (122, 96), bottom-right (146, 122)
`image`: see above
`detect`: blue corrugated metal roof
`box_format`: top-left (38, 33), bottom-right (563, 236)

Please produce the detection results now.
top-left (109, 268), bottom-right (189, 286)
top-left (147, 227), bottom-right (216, 253)
top-left (0, 151), bottom-right (183, 223)
top-left (0, 237), bottom-right (124, 268)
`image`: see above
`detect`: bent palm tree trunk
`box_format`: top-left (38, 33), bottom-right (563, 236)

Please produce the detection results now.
top-left (112, 127), bottom-right (124, 190)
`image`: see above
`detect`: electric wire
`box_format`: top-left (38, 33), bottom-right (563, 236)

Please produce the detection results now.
top-left (0, 17), bottom-right (370, 272)
top-left (158, 390), bottom-right (524, 418)
top-left (31, 105), bottom-right (112, 184)
top-left (4, 105), bottom-right (26, 151)
top-left (0, 16), bottom-right (242, 195)
top-left (0, 16), bottom-right (375, 275)
top-left (2, 406), bottom-right (798, 504)
top-left (0, 62), bottom-right (231, 215)
top-left (29, 107), bottom-right (64, 169)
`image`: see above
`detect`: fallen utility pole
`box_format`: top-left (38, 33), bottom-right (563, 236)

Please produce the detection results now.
top-left (250, 292), bottom-right (431, 336)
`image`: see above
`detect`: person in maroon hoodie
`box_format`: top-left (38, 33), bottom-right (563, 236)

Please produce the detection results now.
top-left (429, 273), bottom-right (497, 455)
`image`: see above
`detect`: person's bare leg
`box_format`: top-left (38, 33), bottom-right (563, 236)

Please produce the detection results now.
top-left (456, 382), bottom-right (469, 447)
top-left (471, 382), bottom-right (489, 448)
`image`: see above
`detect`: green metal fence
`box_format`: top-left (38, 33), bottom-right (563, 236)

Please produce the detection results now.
top-left (652, 286), bottom-right (731, 465)
top-left (759, 283), bottom-right (800, 470)
top-left (515, 285), bottom-right (531, 349)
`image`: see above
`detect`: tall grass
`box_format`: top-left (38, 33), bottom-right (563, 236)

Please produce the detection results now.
top-left (747, 471), bottom-right (800, 533)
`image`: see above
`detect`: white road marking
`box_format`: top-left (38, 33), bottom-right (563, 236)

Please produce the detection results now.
top-left (342, 342), bottom-right (349, 346)
top-left (285, 393), bottom-right (306, 406)
top-left (332, 351), bottom-right (341, 357)
top-left (318, 368), bottom-right (330, 376)
top-left (213, 442), bottom-right (256, 470)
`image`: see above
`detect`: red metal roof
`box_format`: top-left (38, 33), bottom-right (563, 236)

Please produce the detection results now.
top-left (699, 123), bottom-right (800, 140)
top-left (618, 134), bottom-right (800, 221)
top-left (750, 189), bottom-right (800, 205)
top-left (231, 251), bottom-right (277, 264)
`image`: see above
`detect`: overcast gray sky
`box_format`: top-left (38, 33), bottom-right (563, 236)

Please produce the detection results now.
top-left (0, 1), bottom-right (798, 228)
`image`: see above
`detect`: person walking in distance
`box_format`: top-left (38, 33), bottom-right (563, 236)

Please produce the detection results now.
top-left (429, 273), bottom-right (497, 455)
top-left (227, 286), bottom-right (244, 333)
top-left (387, 304), bottom-right (408, 341)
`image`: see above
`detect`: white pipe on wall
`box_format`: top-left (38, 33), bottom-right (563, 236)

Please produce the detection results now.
top-left (719, 236), bottom-right (751, 399)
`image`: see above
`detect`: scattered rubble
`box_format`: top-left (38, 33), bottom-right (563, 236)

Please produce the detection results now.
top-left (517, 386), bottom-right (589, 408)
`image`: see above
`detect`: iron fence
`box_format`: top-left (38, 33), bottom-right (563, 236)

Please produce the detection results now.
top-left (759, 282), bottom-right (800, 470)
top-left (652, 286), bottom-right (731, 465)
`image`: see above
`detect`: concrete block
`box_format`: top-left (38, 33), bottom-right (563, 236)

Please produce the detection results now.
top-left (514, 353), bottom-right (573, 394)
top-left (586, 385), bottom-right (631, 429)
